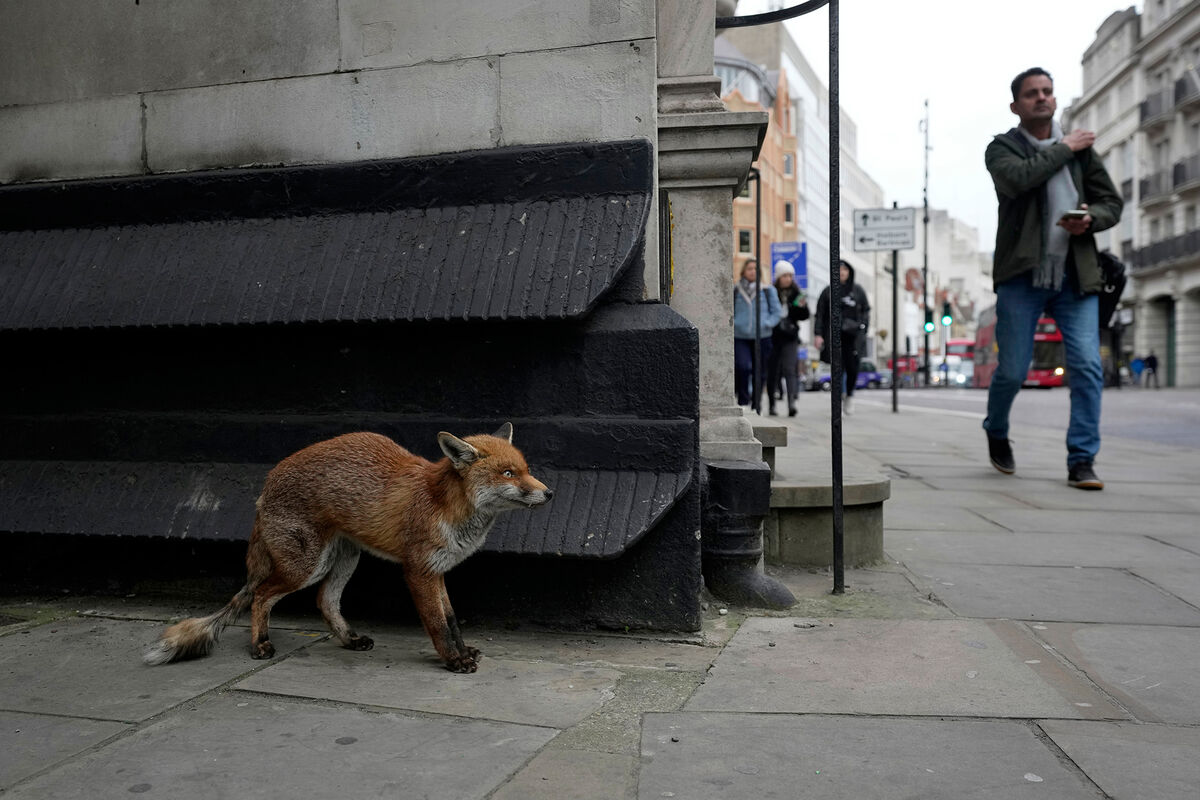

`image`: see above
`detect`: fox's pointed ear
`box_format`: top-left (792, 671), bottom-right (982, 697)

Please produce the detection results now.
top-left (493, 422), bottom-right (513, 442)
top-left (438, 432), bottom-right (479, 466)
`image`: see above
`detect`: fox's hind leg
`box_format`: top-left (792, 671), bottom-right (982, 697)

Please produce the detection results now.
top-left (316, 537), bottom-right (373, 651)
top-left (248, 520), bottom-right (327, 659)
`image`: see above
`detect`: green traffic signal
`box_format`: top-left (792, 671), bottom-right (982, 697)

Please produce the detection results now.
top-left (923, 308), bottom-right (935, 333)
top-left (940, 301), bottom-right (953, 327)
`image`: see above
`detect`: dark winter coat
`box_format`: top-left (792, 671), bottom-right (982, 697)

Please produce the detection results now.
top-left (772, 284), bottom-right (811, 345)
top-left (813, 265), bottom-right (870, 354)
top-left (984, 128), bottom-right (1122, 292)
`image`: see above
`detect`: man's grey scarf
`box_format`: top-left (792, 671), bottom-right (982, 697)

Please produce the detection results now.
top-left (1019, 120), bottom-right (1078, 290)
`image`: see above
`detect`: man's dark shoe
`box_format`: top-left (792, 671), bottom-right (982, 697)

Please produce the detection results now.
top-left (987, 435), bottom-right (1015, 474)
top-left (1068, 461), bottom-right (1104, 490)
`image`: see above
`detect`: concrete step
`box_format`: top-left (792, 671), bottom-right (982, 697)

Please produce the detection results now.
top-left (753, 419), bottom-right (890, 568)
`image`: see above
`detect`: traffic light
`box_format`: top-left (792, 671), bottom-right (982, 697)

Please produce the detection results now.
top-left (923, 308), bottom-right (935, 333)
top-left (940, 301), bottom-right (953, 327)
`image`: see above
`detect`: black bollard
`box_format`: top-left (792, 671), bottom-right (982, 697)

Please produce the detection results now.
top-left (700, 460), bottom-right (795, 609)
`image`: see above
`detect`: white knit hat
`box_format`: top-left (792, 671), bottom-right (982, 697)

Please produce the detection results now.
top-left (773, 260), bottom-right (795, 278)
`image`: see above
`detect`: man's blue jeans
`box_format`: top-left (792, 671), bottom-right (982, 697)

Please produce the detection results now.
top-left (983, 272), bottom-right (1103, 468)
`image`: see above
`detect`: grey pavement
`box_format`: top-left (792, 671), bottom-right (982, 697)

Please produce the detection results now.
top-left (3, 389), bottom-right (1199, 798)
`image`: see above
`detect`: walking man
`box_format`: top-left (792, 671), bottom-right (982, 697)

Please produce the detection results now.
top-left (982, 67), bottom-right (1123, 490)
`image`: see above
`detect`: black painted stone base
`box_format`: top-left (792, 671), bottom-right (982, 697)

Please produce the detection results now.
top-left (700, 460), bottom-right (795, 610)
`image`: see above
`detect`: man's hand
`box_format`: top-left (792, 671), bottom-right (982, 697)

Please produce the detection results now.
top-left (814, 335), bottom-right (824, 351)
top-left (1062, 129), bottom-right (1095, 152)
top-left (1058, 203), bottom-right (1092, 236)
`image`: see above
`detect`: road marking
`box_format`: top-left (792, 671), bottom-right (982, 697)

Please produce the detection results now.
top-left (853, 398), bottom-right (985, 420)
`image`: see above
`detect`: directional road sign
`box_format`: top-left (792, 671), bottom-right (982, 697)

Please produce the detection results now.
top-left (853, 207), bottom-right (916, 252)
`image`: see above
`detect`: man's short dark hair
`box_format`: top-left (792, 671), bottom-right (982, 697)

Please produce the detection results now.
top-left (1011, 67), bottom-right (1052, 101)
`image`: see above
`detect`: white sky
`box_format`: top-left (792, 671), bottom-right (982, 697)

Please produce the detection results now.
top-left (734, 0), bottom-right (1135, 250)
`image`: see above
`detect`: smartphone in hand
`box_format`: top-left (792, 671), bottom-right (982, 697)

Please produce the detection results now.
top-left (1060, 209), bottom-right (1089, 220)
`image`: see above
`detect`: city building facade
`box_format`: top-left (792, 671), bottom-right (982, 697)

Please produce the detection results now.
top-left (1068, 1), bottom-right (1200, 386)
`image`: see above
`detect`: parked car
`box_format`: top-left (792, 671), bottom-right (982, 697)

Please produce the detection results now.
top-left (808, 359), bottom-right (886, 391)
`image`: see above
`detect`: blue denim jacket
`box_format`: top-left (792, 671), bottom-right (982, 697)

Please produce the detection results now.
top-left (733, 282), bottom-right (781, 340)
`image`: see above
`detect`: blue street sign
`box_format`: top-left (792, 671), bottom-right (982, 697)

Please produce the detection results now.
top-left (770, 242), bottom-right (807, 290)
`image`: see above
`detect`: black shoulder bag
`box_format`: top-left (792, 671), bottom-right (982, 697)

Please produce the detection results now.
top-left (1096, 250), bottom-right (1126, 330)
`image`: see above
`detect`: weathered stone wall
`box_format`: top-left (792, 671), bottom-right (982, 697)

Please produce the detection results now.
top-left (0, 0), bottom-right (656, 181)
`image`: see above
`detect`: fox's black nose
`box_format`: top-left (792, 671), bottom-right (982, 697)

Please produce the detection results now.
top-left (544, 488), bottom-right (554, 500)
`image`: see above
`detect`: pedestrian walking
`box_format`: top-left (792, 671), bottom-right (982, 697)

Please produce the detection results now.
top-left (812, 260), bottom-right (869, 416)
top-left (981, 67), bottom-right (1123, 490)
top-left (733, 259), bottom-right (782, 410)
top-left (767, 260), bottom-right (810, 417)
top-left (1144, 350), bottom-right (1159, 389)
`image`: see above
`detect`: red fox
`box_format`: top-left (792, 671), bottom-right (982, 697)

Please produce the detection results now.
top-left (143, 424), bottom-right (551, 673)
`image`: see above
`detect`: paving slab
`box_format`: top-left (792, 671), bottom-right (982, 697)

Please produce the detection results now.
top-left (1031, 623), bottom-right (1200, 724)
top-left (915, 475), bottom-right (1060, 493)
top-left (914, 563), bottom-right (1200, 625)
top-left (894, 464), bottom-right (1065, 481)
top-left (1038, 720), bottom-right (1200, 800)
top-left (768, 566), bottom-right (954, 620)
top-left (237, 634), bottom-right (622, 728)
top-left (1, 692), bottom-right (554, 800)
top-left (975, 508), bottom-right (1196, 536)
top-left (685, 618), bottom-right (1122, 719)
top-left (883, 504), bottom-right (1011, 532)
top-left (466, 629), bottom-right (713, 672)
top-left (883, 489), bottom-right (1036, 509)
top-left (0, 711), bottom-right (128, 790)
top-left (1130, 563), bottom-right (1200, 607)
top-left (491, 748), bottom-right (637, 800)
top-left (887, 530), bottom-right (1200, 569)
top-left (1150, 532), bottom-right (1200, 558)
top-left (640, 713), bottom-right (1101, 800)
top-left (1011, 489), bottom-right (1198, 512)
top-left (0, 617), bottom-right (316, 722)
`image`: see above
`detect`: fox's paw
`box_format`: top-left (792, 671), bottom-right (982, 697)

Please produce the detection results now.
top-left (445, 654), bottom-right (479, 674)
top-left (250, 641), bottom-right (276, 660)
top-left (345, 635), bottom-right (374, 652)
top-left (463, 645), bottom-right (482, 661)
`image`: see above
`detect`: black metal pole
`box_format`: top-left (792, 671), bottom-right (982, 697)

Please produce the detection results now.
top-left (891, 207), bottom-right (899, 413)
top-left (828, 0), bottom-right (844, 595)
top-left (921, 99), bottom-right (931, 387)
top-left (751, 167), bottom-right (762, 413)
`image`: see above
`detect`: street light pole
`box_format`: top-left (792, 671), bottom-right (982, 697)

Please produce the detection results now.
top-left (920, 99), bottom-right (931, 387)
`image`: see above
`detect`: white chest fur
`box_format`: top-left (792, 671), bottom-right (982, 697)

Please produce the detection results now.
top-left (428, 512), bottom-right (497, 574)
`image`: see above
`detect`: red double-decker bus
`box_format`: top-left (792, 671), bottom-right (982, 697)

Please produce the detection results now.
top-left (973, 306), bottom-right (1066, 389)
top-left (946, 338), bottom-right (975, 361)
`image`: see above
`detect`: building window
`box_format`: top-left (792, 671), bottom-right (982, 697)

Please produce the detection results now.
top-left (783, 154), bottom-right (794, 176)
top-left (738, 230), bottom-right (752, 253)
top-left (1185, 205), bottom-right (1196, 231)
top-left (784, 202), bottom-right (794, 223)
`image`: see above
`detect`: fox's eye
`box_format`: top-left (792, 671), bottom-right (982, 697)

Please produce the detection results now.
top-left (503, 470), bottom-right (515, 478)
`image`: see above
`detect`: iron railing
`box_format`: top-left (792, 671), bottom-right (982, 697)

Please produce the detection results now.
top-left (1133, 229), bottom-right (1200, 271)
top-left (1139, 90), bottom-right (1173, 127)
top-left (1173, 154), bottom-right (1200, 191)
top-left (1139, 170), bottom-right (1171, 204)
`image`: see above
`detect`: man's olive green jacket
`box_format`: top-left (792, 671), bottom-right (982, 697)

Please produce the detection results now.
top-left (985, 128), bottom-right (1123, 293)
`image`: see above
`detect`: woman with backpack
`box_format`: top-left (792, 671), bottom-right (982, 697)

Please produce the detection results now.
top-left (767, 260), bottom-right (810, 417)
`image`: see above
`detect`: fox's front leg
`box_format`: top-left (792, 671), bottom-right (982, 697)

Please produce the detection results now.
top-left (406, 568), bottom-right (477, 673)
top-left (441, 579), bottom-right (480, 662)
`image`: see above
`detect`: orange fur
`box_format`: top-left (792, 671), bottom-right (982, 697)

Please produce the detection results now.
top-left (144, 424), bottom-right (551, 672)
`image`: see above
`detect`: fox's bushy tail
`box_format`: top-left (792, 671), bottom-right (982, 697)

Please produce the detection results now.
top-left (142, 587), bottom-right (253, 666)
